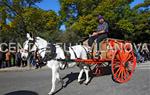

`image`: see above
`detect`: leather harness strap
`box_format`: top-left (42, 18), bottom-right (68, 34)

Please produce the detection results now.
top-left (70, 47), bottom-right (78, 59)
top-left (60, 47), bottom-right (78, 70)
top-left (82, 46), bottom-right (89, 59)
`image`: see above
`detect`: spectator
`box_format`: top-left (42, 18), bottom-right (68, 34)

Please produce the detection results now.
top-left (5, 49), bottom-right (11, 67)
top-left (11, 52), bottom-right (15, 66)
top-left (0, 48), bottom-right (2, 68)
top-left (135, 43), bottom-right (142, 63)
top-left (148, 44), bottom-right (150, 61)
top-left (30, 52), bottom-right (36, 67)
top-left (140, 43), bottom-right (149, 62)
top-left (15, 49), bottom-right (21, 67)
top-left (34, 48), bottom-right (42, 69)
top-left (2, 51), bottom-right (6, 68)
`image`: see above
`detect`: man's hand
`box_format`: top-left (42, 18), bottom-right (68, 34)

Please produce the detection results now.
top-left (92, 32), bottom-right (98, 36)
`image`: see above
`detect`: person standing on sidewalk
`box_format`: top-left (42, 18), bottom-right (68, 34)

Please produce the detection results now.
top-left (0, 48), bottom-right (2, 68)
top-left (15, 49), bottom-right (22, 67)
top-left (5, 49), bottom-right (11, 67)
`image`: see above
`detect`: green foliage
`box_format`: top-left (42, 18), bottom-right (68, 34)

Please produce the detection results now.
top-left (71, 14), bottom-right (97, 36)
top-left (21, 8), bottom-right (59, 37)
top-left (127, 0), bottom-right (150, 43)
top-left (60, 30), bottom-right (81, 43)
top-left (59, 0), bottom-right (101, 27)
top-left (60, 0), bottom-right (150, 42)
top-left (0, 0), bottom-right (61, 43)
top-left (0, 0), bottom-right (150, 43)
top-left (0, 0), bottom-right (43, 42)
top-left (10, 8), bottom-right (60, 41)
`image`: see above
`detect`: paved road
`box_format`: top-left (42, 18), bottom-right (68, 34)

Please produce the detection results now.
top-left (0, 62), bottom-right (150, 95)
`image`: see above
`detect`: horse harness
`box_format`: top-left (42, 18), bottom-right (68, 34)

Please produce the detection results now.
top-left (28, 39), bottom-right (57, 64)
top-left (59, 46), bottom-right (89, 70)
top-left (29, 40), bottom-right (89, 70)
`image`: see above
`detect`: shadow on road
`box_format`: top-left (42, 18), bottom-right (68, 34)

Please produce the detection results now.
top-left (62, 72), bottom-right (79, 87)
top-left (62, 66), bottom-right (112, 87)
top-left (53, 66), bottom-right (112, 95)
top-left (4, 90), bottom-right (38, 95)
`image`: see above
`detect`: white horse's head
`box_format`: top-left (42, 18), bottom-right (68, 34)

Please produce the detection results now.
top-left (26, 33), bottom-right (33, 41)
top-left (21, 33), bottom-right (35, 61)
top-left (21, 37), bottom-right (47, 60)
top-left (21, 33), bottom-right (66, 62)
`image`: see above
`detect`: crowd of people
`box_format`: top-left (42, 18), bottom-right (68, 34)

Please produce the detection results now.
top-left (0, 43), bottom-right (150, 69)
top-left (0, 48), bottom-right (27, 69)
top-left (134, 43), bottom-right (150, 63)
top-left (0, 47), bottom-right (44, 69)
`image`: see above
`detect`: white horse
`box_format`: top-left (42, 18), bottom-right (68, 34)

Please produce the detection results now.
top-left (20, 40), bottom-right (29, 67)
top-left (21, 33), bottom-right (90, 95)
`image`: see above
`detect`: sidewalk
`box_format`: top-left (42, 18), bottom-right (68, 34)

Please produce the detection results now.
top-left (1, 61), bottom-right (149, 72)
top-left (0, 66), bottom-right (49, 72)
top-left (136, 61), bottom-right (150, 69)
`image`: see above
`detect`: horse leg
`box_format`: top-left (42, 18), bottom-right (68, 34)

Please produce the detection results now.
top-left (78, 68), bottom-right (84, 83)
top-left (83, 66), bottom-right (90, 85)
top-left (48, 68), bottom-right (57, 95)
top-left (56, 71), bottom-right (64, 87)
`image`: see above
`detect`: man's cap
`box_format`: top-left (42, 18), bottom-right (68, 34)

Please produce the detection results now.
top-left (98, 15), bottom-right (104, 20)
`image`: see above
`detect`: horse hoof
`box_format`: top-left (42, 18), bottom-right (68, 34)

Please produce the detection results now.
top-left (84, 82), bottom-right (89, 85)
top-left (48, 92), bottom-right (54, 95)
top-left (84, 81), bottom-right (89, 85)
top-left (78, 81), bottom-right (82, 84)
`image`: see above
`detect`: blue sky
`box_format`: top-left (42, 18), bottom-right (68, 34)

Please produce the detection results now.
top-left (36, 0), bottom-right (144, 12)
top-left (36, 0), bottom-right (60, 13)
top-left (130, 0), bottom-right (144, 8)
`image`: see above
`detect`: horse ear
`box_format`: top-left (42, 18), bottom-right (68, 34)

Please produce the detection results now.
top-left (26, 33), bottom-right (30, 39)
top-left (29, 32), bottom-right (33, 38)
top-left (26, 32), bottom-right (34, 39)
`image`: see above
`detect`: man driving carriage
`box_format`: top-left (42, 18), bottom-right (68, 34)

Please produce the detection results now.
top-left (88, 15), bottom-right (109, 54)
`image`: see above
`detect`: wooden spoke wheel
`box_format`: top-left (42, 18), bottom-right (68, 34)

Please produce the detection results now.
top-left (111, 50), bottom-right (136, 83)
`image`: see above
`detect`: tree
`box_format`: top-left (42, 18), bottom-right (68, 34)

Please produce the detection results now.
top-left (60, 30), bottom-right (81, 43)
top-left (132, 0), bottom-right (150, 42)
top-left (59, 0), bottom-right (101, 28)
top-left (4, 7), bottom-right (60, 42)
top-left (69, 0), bottom-right (135, 39)
top-left (59, 0), bottom-right (150, 42)
top-left (0, 0), bottom-right (43, 42)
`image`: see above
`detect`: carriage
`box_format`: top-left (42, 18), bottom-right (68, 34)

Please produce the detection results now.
top-left (21, 33), bottom-right (137, 95)
top-left (74, 38), bottom-right (137, 83)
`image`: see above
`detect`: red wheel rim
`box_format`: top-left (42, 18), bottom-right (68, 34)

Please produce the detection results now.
top-left (111, 50), bottom-right (136, 83)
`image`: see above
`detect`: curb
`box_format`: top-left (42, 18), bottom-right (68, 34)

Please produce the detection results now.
top-left (0, 66), bottom-right (48, 72)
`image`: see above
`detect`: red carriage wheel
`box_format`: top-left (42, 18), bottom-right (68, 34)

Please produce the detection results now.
top-left (111, 50), bottom-right (136, 83)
